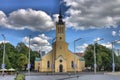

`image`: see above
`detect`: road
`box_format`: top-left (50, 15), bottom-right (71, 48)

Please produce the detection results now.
top-left (0, 72), bottom-right (120, 80)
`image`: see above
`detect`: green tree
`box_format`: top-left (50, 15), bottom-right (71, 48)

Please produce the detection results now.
top-left (5, 43), bottom-right (17, 68)
top-left (0, 43), bottom-right (16, 69)
top-left (16, 42), bottom-right (40, 70)
top-left (16, 54), bottom-right (28, 70)
top-left (16, 42), bottom-right (29, 56)
top-left (84, 43), bottom-right (114, 71)
top-left (0, 42), bottom-right (40, 71)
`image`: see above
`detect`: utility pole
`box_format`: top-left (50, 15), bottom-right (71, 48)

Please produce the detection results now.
top-left (111, 42), bottom-right (115, 72)
top-left (74, 38), bottom-right (82, 75)
top-left (28, 35), bottom-right (31, 76)
top-left (94, 38), bottom-right (103, 74)
top-left (1, 34), bottom-right (6, 76)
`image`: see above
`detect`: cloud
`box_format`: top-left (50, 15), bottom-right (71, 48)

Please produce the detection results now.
top-left (0, 11), bottom-right (7, 27)
top-left (101, 42), bottom-right (112, 49)
top-left (23, 34), bottom-right (52, 53)
top-left (76, 43), bottom-right (88, 53)
top-left (64, 0), bottom-right (120, 30)
top-left (0, 40), bottom-right (9, 44)
top-left (112, 31), bottom-right (117, 36)
top-left (0, 9), bottom-right (54, 31)
top-left (94, 37), bottom-right (104, 42)
top-left (53, 14), bottom-right (59, 22)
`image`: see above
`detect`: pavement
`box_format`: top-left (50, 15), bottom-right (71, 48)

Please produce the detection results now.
top-left (0, 72), bottom-right (120, 80)
top-left (104, 72), bottom-right (120, 75)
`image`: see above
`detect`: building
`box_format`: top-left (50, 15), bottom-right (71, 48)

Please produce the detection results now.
top-left (34, 6), bottom-right (85, 73)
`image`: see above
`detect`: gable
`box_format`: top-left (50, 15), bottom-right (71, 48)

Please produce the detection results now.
top-left (56, 55), bottom-right (66, 61)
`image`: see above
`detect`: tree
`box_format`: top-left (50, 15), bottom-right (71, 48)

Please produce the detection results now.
top-left (16, 54), bottom-right (28, 70)
top-left (5, 43), bottom-right (17, 68)
top-left (84, 43), bottom-right (117, 71)
top-left (0, 43), bottom-right (16, 69)
top-left (84, 44), bottom-right (94, 70)
top-left (16, 42), bottom-right (29, 56)
top-left (16, 42), bottom-right (40, 70)
top-left (0, 42), bottom-right (40, 71)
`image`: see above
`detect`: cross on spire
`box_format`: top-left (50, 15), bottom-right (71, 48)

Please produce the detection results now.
top-left (58, 0), bottom-right (63, 23)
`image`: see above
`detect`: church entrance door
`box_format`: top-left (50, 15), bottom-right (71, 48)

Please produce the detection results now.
top-left (59, 64), bottom-right (63, 72)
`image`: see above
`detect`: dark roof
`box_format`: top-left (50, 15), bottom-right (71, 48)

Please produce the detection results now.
top-left (79, 57), bottom-right (85, 61)
top-left (75, 53), bottom-right (84, 57)
top-left (35, 57), bottom-right (41, 61)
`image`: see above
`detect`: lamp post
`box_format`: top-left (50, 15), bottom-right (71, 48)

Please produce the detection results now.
top-left (74, 38), bottom-right (82, 75)
top-left (111, 42), bottom-right (115, 72)
top-left (111, 39), bottom-right (120, 72)
top-left (94, 38), bottom-right (103, 74)
top-left (28, 35), bottom-right (31, 75)
top-left (51, 37), bottom-right (56, 74)
top-left (1, 34), bottom-right (6, 76)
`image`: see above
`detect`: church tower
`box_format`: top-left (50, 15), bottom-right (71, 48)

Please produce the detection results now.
top-left (53, 4), bottom-right (69, 72)
top-left (54, 4), bottom-right (68, 59)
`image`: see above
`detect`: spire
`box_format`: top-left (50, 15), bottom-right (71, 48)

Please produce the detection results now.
top-left (58, 1), bottom-right (63, 23)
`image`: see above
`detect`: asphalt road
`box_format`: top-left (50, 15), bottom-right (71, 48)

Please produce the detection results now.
top-left (0, 72), bottom-right (120, 80)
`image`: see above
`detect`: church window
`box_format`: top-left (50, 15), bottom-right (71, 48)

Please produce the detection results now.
top-left (59, 27), bottom-right (61, 33)
top-left (61, 28), bottom-right (62, 33)
top-left (47, 61), bottom-right (50, 68)
top-left (60, 59), bottom-right (62, 63)
top-left (71, 61), bottom-right (74, 68)
top-left (62, 28), bottom-right (64, 33)
top-left (61, 27), bottom-right (63, 33)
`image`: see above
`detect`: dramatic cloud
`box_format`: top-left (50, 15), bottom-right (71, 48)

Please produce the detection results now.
top-left (0, 9), bottom-right (54, 31)
top-left (23, 34), bottom-right (52, 53)
top-left (64, 0), bottom-right (120, 30)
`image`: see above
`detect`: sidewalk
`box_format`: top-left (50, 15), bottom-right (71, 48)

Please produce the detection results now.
top-left (104, 72), bottom-right (120, 75)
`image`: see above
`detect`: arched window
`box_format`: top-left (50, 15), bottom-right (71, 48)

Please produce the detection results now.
top-left (71, 61), bottom-right (74, 68)
top-left (47, 61), bottom-right (50, 68)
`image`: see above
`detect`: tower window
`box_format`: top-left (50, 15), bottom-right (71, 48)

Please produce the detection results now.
top-left (47, 61), bottom-right (50, 68)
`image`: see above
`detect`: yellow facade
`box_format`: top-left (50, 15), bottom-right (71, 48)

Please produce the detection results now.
top-left (34, 8), bottom-right (85, 73)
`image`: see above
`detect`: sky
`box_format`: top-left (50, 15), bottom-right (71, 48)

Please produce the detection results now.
top-left (0, 0), bottom-right (120, 54)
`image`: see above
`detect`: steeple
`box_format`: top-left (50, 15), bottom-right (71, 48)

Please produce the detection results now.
top-left (58, 2), bottom-right (63, 23)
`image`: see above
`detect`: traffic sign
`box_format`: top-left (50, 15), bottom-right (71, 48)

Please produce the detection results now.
top-left (27, 64), bottom-right (31, 69)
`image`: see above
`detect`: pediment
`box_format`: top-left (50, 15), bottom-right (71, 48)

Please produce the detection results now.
top-left (56, 55), bottom-right (66, 61)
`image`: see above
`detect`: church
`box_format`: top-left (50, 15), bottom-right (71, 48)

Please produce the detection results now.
top-left (34, 6), bottom-right (85, 73)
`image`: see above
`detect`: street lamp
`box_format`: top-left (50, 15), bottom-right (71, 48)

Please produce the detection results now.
top-left (74, 38), bottom-right (82, 75)
top-left (1, 34), bottom-right (6, 76)
top-left (111, 39), bottom-right (120, 72)
top-left (94, 38), bottom-right (103, 74)
top-left (111, 42), bottom-right (115, 72)
top-left (28, 35), bottom-right (31, 75)
top-left (51, 37), bottom-right (56, 74)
